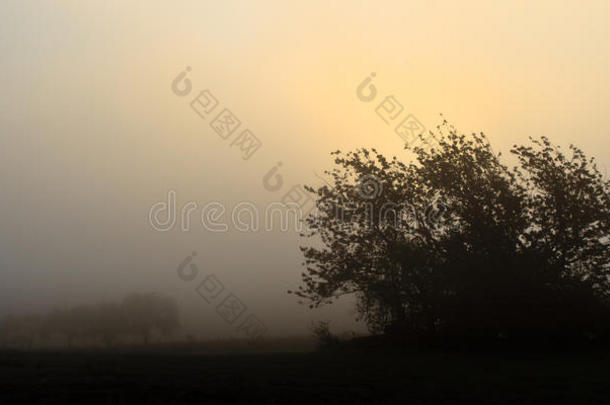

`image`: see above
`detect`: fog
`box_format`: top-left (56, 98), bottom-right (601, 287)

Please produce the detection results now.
top-left (1, 0), bottom-right (609, 340)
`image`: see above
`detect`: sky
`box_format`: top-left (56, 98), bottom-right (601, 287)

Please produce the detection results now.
top-left (0, 0), bottom-right (609, 337)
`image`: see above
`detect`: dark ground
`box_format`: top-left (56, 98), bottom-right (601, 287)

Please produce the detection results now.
top-left (1, 343), bottom-right (610, 404)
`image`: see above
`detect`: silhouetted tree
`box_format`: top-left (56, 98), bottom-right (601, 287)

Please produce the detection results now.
top-left (310, 321), bottom-right (340, 350)
top-left (293, 120), bottom-right (610, 345)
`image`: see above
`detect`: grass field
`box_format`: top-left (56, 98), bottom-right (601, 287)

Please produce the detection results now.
top-left (1, 342), bottom-right (610, 404)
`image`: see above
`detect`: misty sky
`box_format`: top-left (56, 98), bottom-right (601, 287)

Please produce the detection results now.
top-left (1, 0), bottom-right (609, 337)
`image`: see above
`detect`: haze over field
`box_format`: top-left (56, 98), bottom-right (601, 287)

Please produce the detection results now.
top-left (1, 0), bottom-right (609, 338)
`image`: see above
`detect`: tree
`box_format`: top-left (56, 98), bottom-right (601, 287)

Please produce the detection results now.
top-left (90, 303), bottom-right (125, 347)
top-left (121, 293), bottom-right (179, 344)
top-left (47, 306), bottom-right (95, 347)
top-left (293, 120), bottom-right (610, 344)
top-left (0, 315), bottom-right (37, 348)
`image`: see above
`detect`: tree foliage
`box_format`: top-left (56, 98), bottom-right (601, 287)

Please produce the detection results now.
top-left (294, 120), bottom-right (610, 344)
top-left (0, 292), bottom-right (180, 347)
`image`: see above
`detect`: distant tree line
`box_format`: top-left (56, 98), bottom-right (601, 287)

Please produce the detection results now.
top-left (0, 293), bottom-right (179, 348)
